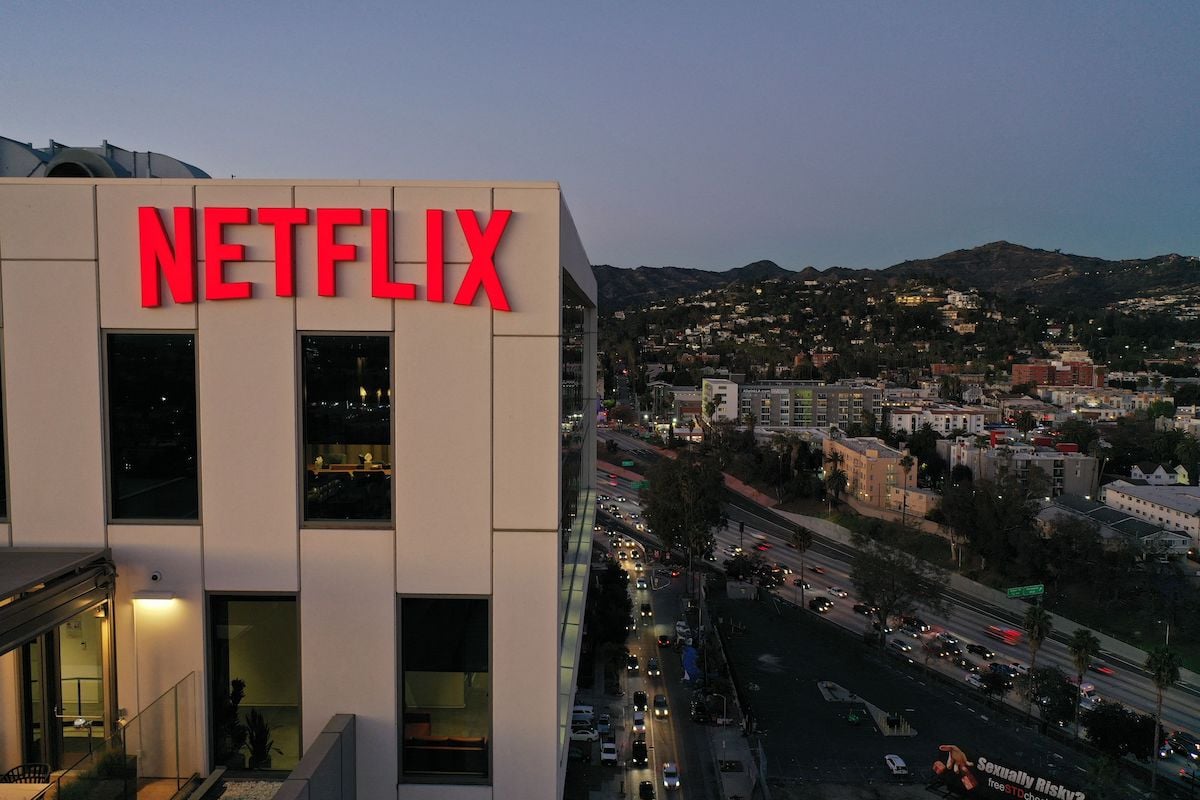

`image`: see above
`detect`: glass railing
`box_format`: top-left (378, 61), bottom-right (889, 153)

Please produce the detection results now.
top-left (48, 672), bottom-right (198, 800)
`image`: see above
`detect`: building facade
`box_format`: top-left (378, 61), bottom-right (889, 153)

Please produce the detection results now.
top-left (1100, 481), bottom-right (1200, 550)
top-left (822, 437), bottom-right (908, 510)
top-left (886, 404), bottom-right (986, 436)
top-left (0, 176), bottom-right (596, 799)
top-left (736, 381), bottom-right (882, 430)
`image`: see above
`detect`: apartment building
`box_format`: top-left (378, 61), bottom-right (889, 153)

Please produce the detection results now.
top-left (823, 437), bottom-right (908, 510)
top-left (1100, 481), bottom-right (1200, 550)
top-left (1011, 359), bottom-right (1106, 388)
top-left (737, 381), bottom-right (882, 430)
top-left (887, 404), bottom-right (986, 436)
top-left (0, 171), bottom-right (596, 800)
top-left (701, 378), bottom-right (739, 423)
top-left (938, 439), bottom-right (1099, 498)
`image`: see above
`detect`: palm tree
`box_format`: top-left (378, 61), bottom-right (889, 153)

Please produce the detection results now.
top-left (1146, 645), bottom-right (1181, 794)
top-left (1066, 628), bottom-right (1100, 739)
top-left (898, 453), bottom-right (915, 527)
top-left (791, 526), bottom-right (813, 605)
top-left (1022, 604), bottom-right (1053, 721)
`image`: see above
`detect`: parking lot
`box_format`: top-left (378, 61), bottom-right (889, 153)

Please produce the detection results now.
top-left (711, 592), bottom-right (1100, 792)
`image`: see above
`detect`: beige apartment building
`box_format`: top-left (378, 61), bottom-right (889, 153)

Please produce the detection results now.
top-left (823, 437), bottom-right (911, 510)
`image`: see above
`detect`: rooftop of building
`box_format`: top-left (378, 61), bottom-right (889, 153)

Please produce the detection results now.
top-left (829, 436), bottom-right (904, 459)
top-left (1103, 481), bottom-right (1200, 514)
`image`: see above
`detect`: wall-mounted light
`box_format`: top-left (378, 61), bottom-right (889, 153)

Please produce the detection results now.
top-left (132, 591), bottom-right (177, 605)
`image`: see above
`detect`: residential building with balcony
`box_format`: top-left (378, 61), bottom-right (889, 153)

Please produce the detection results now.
top-left (737, 381), bottom-right (882, 430)
top-left (938, 438), bottom-right (1099, 498)
top-left (822, 437), bottom-right (909, 510)
top-left (886, 404), bottom-right (986, 436)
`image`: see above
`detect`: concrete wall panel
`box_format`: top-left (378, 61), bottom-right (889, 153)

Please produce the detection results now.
top-left (491, 188), bottom-right (559, 337)
top-left (198, 296), bottom-right (299, 590)
top-left (293, 186), bottom-right (393, 332)
top-left (97, 183), bottom-right (197, 329)
top-left (493, 336), bottom-right (558, 531)
top-left (301, 530), bottom-right (396, 796)
top-left (2, 260), bottom-right (106, 545)
top-left (0, 183), bottom-right (95, 261)
top-left (394, 297), bottom-right (492, 595)
top-left (391, 187), bottom-right (491, 267)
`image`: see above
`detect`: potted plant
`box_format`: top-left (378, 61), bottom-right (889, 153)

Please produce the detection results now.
top-left (216, 678), bottom-right (248, 769)
top-left (244, 709), bottom-right (282, 769)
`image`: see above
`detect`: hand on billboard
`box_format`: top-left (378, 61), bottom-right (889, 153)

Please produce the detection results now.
top-left (934, 744), bottom-right (978, 791)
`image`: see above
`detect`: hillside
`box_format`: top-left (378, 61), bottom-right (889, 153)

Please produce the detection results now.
top-left (592, 243), bottom-right (1197, 311)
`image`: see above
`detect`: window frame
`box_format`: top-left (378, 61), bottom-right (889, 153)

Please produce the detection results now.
top-left (101, 329), bottom-right (201, 524)
top-left (297, 331), bottom-right (395, 528)
top-left (397, 593), bottom-right (492, 785)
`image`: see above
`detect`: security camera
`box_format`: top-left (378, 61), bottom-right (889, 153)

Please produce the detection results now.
top-left (150, 571), bottom-right (163, 583)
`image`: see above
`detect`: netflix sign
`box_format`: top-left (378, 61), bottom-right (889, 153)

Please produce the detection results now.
top-left (138, 207), bottom-right (513, 310)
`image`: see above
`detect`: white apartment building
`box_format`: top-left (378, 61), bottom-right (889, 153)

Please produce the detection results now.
top-left (0, 172), bottom-right (596, 800)
top-left (1100, 481), bottom-right (1200, 549)
top-left (701, 378), bottom-right (739, 423)
top-left (887, 404), bottom-right (986, 436)
top-left (938, 439), bottom-right (1099, 498)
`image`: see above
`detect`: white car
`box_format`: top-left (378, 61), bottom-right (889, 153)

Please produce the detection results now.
top-left (636, 577), bottom-right (649, 590)
top-left (569, 727), bottom-right (599, 742)
top-left (600, 740), bottom-right (619, 764)
top-left (632, 710), bottom-right (647, 734)
top-left (884, 754), bottom-right (908, 776)
top-left (827, 586), bottom-right (849, 598)
top-left (965, 672), bottom-right (984, 689)
top-left (662, 762), bottom-right (680, 790)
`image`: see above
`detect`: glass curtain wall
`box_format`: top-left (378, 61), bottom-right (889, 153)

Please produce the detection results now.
top-left (208, 596), bottom-right (300, 772)
top-left (400, 598), bottom-right (489, 780)
top-left (106, 334), bottom-right (198, 520)
top-left (301, 335), bottom-right (392, 521)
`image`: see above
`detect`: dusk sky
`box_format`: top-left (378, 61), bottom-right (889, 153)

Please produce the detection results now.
top-left (4, 2), bottom-right (1197, 271)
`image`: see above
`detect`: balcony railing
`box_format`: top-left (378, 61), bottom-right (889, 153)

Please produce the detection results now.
top-left (47, 672), bottom-right (199, 800)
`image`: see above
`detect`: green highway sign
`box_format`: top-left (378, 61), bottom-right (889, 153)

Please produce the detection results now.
top-left (1007, 584), bottom-right (1044, 599)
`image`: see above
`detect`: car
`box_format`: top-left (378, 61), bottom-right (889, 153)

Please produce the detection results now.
top-left (775, 562), bottom-right (793, 574)
top-left (646, 657), bottom-right (661, 677)
top-left (827, 586), bottom-right (849, 598)
top-left (754, 543), bottom-right (771, 551)
top-left (630, 549), bottom-right (642, 560)
top-left (618, 550), bottom-right (628, 560)
top-left (808, 565), bottom-right (826, 574)
top-left (872, 619), bottom-right (896, 634)
top-left (965, 672), bottom-right (985, 689)
top-left (636, 577), bottom-right (649, 590)
top-left (669, 567), bottom-right (681, 577)
top-left (597, 713), bottom-right (612, 735)
top-left (628, 738), bottom-right (648, 767)
top-left (1089, 661), bottom-right (1116, 676)
top-left (901, 616), bottom-right (930, 632)
top-left (852, 603), bottom-right (876, 616)
top-left (633, 690), bottom-right (648, 711)
top-left (570, 727), bottom-right (599, 741)
top-left (627, 653), bottom-right (639, 673)
top-left (900, 625), bottom-right (924, 639)
top-left (888, 638), bottom-right (913, 653)
top-left (653, 694), bottom-right (669, 717)
top-left (634, 561), bottom-right (644, 572)
top-left (616, 495), bottom-right (627, 502)
top-left (1178, 767), bottom-right (1200, 784)
top-left (625, 615), bottom-right (637, 631)
top-left (952, 656), bottom-right (978, 672)
top-left (936, 631), bottom-right (960, 646)
top-left (809, 597), bottom-right (833, 612)
top-left (600, 740), bottom-right (619, 764)
top-left (632, 711), bottom-right (647, 734)
top-left (662, 762), bottom-right (680, 790)
top-left (966, 643), bottom-right (995, 660)
top-left (640, 603), bottom-right (653, 618)
top-left (793, 578), bottom-right (811, 589)
top-left (593, 523), bottom-right (603, 530)
top-left (884, 754), bottom-right (908, 777)
top-left (1169, 731), bottom-right (1200, 760)
top-left (638, 780), bottom-right (656, 799)
top-left (657, 634), bottom-right (673, 648)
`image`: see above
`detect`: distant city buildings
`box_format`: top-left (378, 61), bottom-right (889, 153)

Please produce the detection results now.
top-left (1011, 358), bottom-right (1107, 388)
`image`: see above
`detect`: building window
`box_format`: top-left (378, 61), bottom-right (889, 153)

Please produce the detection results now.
top-left (208, 596), bottom-right (300, 772)
top-left (106, 333), bottom-right (198, 520)
top-left (301, 335), bottom-right (392, 522)
top-left (401, 598), bottom-right (489, 780)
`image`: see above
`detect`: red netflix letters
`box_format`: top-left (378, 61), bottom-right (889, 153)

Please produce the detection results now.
top-left (138, 207), bottom-right (512, 310)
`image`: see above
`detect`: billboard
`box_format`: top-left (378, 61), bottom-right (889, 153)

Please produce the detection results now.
top-left (933, 744), bottom-right (1085, 800)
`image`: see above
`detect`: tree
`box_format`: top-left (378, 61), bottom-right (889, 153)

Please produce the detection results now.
top-left (1067, 628), bottom-right (1101, 739)
top-left (898, 453), bottom-right (915, 527)
top-left (1024, 666), bottom-right (1076, 729)
top-left (1022, 604), bottom-right (1053, 720)
top-left (849, 541), bottom-right (949, 649)
top-left (724, 553), bottom-right (758, 583)
top-left (980, 670), bottom-right (1011, 704)
top-left (1016, 410), bottom-right (1037, 440)
top-left (791, 525), bottom-right (813, 606)
top-left (643, 453), bottom-right (727, 590)
top-left (1145, 645), bottom-right (1181, 793)
top-left (1082, 701), bottom-right (1152, 760)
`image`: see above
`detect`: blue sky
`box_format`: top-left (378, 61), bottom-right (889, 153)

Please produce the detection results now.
top-left (3, 1), bottom-right (1197, 270)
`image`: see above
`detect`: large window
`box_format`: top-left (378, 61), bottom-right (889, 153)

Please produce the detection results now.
top-left (301, 335), bottom-right (392, 522)
top-left (106, 333), bottom-right (198, 520)
top-left (401, 598), bottom-right (489, 780)
top-left (208, 596), bottom-right (300, 772)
